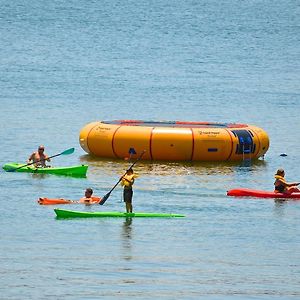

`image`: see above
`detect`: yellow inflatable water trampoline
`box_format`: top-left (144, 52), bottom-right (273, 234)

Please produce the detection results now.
top-left (79, 120), bottom-right (269, 161)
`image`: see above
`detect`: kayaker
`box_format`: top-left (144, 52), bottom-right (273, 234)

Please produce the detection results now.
top-left (121, 168), bottom-right (138, 213)
top-left (79, 188), bottom-right (101, 205)
top-left (27, 145), bottom-right (50, 167)
top-left (274, 169), bottom-right (300, 194)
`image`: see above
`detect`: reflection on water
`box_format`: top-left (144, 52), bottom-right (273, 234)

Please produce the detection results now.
top-left (80, 154), bottom-right (269, 197)
top-left (29, 172), bottom-right (86, 179)
top-left (121, 217), bottom-right (133, 261)
top-left (273, 199), bottom-right (288, 217)
top-left (79, 154), bottom-right (267, 177)
top-left (30, 173), bottom-right (48, 180)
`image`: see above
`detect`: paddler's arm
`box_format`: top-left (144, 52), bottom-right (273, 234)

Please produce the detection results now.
top-left (44, 154), bottom-right (51, 162)
top-left (286, 181), bottom-right (300, 187)
top-left (123, 177), bottom-right (133, 183)
top-left (277, 178), bottom-right (287, 187)
top-left (27, 153), bottom-right (34, 163)
top-left (120, 175), bottom-right (133, 184)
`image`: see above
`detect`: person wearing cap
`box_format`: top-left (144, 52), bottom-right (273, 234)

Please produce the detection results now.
top-left (27, 145), bottom-right (50, 167)
top-left (121, 168), bottom-right (138, 213)
top-left (274, 169), bottom-right (300, 194)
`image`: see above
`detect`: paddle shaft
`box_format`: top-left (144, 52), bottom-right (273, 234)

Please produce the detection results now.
top-left (100, 150), bottom-right (146, 205)
top-left (9, 148), bottom-right (75, 171)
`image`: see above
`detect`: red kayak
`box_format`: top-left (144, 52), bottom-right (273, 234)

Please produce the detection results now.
top-left (227, 188), bottom-right (300, 199)
top-left (38, 197), bottom-right (101, 205)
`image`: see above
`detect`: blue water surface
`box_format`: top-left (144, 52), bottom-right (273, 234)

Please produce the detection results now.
top-left (0, 0), bottom-right (299, 299)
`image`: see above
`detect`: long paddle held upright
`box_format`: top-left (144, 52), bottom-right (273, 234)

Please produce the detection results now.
top-left (7, 147), bottom-right (75, 172)
top-left (99, 150), bottom-right (146, 205)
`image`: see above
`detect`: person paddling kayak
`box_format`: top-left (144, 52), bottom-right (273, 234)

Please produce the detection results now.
top-left (121, 168), bottom-right (138, 213)
top-left (79, 188), bottom-right (101, 205)
top-left (274, 169), bottom-right (300, 194)
top-left (27, 145), bottom-right (50, 167)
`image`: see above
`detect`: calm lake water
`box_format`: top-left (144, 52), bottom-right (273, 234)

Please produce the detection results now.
top-left (0, 0), bottom-right (299, 299)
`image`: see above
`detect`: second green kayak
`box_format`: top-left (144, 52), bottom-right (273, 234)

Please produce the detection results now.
top-left (54, 208), bottom-right (185, 218)
top-left (3, 163), bottom-right (88, 177)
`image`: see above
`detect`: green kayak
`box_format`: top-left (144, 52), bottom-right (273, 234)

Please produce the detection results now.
top-left (54, 208), bottom-right (185, 218)
top-left (3, 163), bottom-right (88, 177)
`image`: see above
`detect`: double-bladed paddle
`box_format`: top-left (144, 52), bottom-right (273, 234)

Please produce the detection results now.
top-left (7, 147), bottom-right (75, 172)
top-left (99, 150), bottom-right (146, 205)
